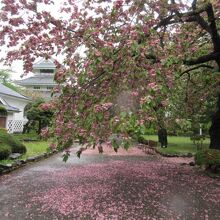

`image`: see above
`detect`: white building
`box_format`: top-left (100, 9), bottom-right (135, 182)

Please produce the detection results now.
top-left (15, 59), bottom-right (57, 100)
top-left (0, 84), bottom-right (31, 133)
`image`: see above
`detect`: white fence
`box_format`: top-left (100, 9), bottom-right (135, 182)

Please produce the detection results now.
top-left (7, 120), bottom-right (26, 133)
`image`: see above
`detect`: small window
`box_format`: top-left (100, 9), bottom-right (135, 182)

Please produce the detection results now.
top-left (33, 86), bottom-right (40, 90)
top-left (47, 86), bottom-right (53, 90)
top-left (40, 69), bottom-right (54, 73)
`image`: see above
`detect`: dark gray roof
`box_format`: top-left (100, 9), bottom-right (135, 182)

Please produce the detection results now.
top-left (33, 58), bottom-right (56, 70)
top-left (16, 75), bottom-right (57, 86)
top-left (0, 104), bottom-right (20, 113)
top-left (0, 84), bottom-right (30, 101)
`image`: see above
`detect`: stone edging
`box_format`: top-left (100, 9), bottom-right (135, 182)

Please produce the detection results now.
top-left (154, 148), bottom-right (193, 158)
top-left (0, 150), bottom-right (59, 176)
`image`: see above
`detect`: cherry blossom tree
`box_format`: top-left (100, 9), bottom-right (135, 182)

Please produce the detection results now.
top-left (0, 0), bottom-right (220, 150)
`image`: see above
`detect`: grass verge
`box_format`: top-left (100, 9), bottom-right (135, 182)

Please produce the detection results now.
top-left (142, 135), bottom-right (209, 155)
top-left (0, 140), bottom-right (51, 165)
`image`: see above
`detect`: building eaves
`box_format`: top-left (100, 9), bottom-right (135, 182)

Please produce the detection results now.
top-left (0, 104), bottom-right (20, 113)
top-left (0, 84), bottom-right (31, 101)
top-left (15, 76), bottom-right (57, 86)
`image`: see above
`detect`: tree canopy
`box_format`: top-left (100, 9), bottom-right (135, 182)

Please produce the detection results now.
top-left (24, 98), bottom-right (54, 134)
top-left (0, 0), bottom-right (220, 149)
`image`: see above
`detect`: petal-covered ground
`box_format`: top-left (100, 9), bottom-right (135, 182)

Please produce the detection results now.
top-left (0, 146), bottom-right (219, 220)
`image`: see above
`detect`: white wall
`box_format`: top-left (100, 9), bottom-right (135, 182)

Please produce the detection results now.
top-left (0, 95), bottom-right (30, 133)
top-left (1, 95), bottom-right (29, 120)
top-left (25, 85), bottom-right (54, 100)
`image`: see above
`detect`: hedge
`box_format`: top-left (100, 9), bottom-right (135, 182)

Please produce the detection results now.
top-left (0, 128), bottom-right (26, 159)
top-left (0, 144), bottom-right (11, 160)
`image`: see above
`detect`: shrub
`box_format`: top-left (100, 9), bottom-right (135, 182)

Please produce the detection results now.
top-left (195, 149), bottom-right (220, 166)
top-left (7, 135), bottom-right (27, 154)
top-left (9, 139), bottom-right (26, 154)
top-left (0, 130), bottom-right (26, 157)
top-left (0, 144), bottom-right (11, 160)
top-left (190, 135), bottom-right (206, 150)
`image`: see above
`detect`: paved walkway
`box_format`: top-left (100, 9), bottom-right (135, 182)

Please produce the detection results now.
top-left (0, 146), bottom-right (220, 220)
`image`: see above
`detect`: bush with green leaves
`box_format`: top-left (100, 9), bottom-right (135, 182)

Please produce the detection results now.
top-left (0, 145), bottom-right (11, 160)
top-left (24, 98), bottom-right (54, 134)
top-left (0, 129), bottom-right (26, 159)
top-left (190, 135), bottom-right (206, 150)
top-left (195, 149), bottom-right (220, 167)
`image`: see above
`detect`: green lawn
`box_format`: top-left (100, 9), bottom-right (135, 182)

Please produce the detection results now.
top-left (0, 140), bottom-right (51, 165)
top-left (142, 135), bottom-right (210, 155)
top-left (13, 132), bottom-right (51, 159)
top-left (21, 141), bottom-right (51, 158)
top-left (13, 132), bottom-right (40, 141)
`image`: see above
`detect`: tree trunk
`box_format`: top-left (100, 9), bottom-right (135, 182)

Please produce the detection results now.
top-left (209, 94), bottom-right (220, 149)
top-left (23, 121), bottom-right (30, 134)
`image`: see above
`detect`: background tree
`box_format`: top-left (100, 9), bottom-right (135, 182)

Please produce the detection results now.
top-left (0, 69), bottom-right (21, 92)
top-left (167, 66), bottom-right (219, 135)
top-left (0, 0), bottom-right (220, 149)
top-left (24, 98), bottom-right (54, 135)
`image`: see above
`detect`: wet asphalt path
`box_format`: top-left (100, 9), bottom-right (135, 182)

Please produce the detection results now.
top-left (0, 147), bottom-right (220, 220)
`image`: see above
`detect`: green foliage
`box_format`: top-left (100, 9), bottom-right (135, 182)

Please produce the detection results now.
top-left (142, 135), bottom-right (209, 155)
top-left (167, 68), bottom-right (218, 136)
top-left (13, 132), bottom-right (40, 141)
top-left (0, 69), bottom-right (11, 84)
top-left (9, 138), bottom-right (27, 154)
top-left (62, 151), bottom-right (70, 162)
top-left (62, 139), bottom-right (73, 149)
top-left (0, 127), bottom-right (7, 133)
top-left (190, 135), bottom-right (206, 150)
top-left (0, 130), bottom-right (26, 158)
top-left (0, 140), bottom-right (51, 163)
top-left (21, 141), bottom-right (51, 158)
top-left (111, 139), bottom-right (120, 152)
top-left (195, 149), bottom-right (220, 166)
top-left (24, 98), bottom-right (54, 134)
top-left (2, 0), bottom-right (219, 149)
top-left (0, 145), bottom-right (11, 160)
top-left (0, 69), bottom-right (21, 92)
top-left (122, 113), bottom-right (149, 140)
top-left (0, 106), bottom-right (7, 116)
top-left (3, 82), bottom-right (21, 92)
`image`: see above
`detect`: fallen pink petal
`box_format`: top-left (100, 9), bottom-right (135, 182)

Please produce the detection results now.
top-left (0, 147), bottom-right (219, 219)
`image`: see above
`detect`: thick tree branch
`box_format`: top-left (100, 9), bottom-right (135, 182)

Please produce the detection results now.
top-left (180, 64), bottom-right (214, 77)
top-left (184, 52), bottom-right (220, 66)
top-left (155, 15), bottom-right (178, 29)
top-left (192, 0), bottom-right (197, 11)
top-left (194, 16), bottom-right (211, 33)
top-left (156, 3), bottom-right (211, 30)
top-left (206, 3), bottom-right (220, 51)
